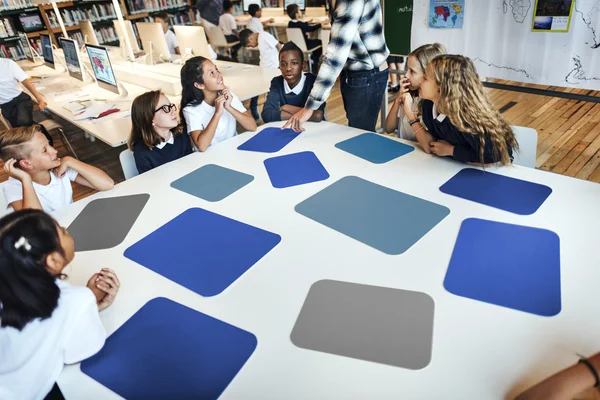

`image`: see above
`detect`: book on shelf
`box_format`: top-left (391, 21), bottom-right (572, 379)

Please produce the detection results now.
top-left (48, 5), bottom-right (117, 28)
top-left (0, 42), bottom-right (26, 60)
top-left (0, 17), bottom-right (16, 38)
top-left (0, 0), bottom-right (33, 12)
top-left (126, 0), bottom-right (187, 14)
top-left (96, 26), bottom-right (118, 44)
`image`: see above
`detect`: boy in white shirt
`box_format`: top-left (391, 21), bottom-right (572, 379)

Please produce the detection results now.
top-left (218, 0), bottom-right (240, 61)
top-left (0, 125), bottom-right (114, 213)
top-left (0, 58), bottom-right (53, 144)
top-left (246, 4), bottom-right (274, 33)
top-left (239, 29), bottom-right (282, 70)
top-left (154, 12), bottom-right (180, 55)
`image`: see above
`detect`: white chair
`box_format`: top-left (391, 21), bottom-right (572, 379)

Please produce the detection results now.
top-left (286, 27), bottom-right (322, 73)
top-left (206, 25), bottom-right (239, 58)
top-left (0, 111), bottom-right (11, 131)
top-left (511, 126), bottom-right (538, 168)
top-left (119, 149), bottom-right (139, 180)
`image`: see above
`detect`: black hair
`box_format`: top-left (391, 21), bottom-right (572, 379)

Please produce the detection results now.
top-left (180, 56), bottom-right (209, 134)
top-left (0, 210), bottom-right (64, 331)
top-left (248, 3), bottom-right (260, 16)
top-left (154, 11), bottom-right (170, 23)
top-left (286, 3), bottom-right (299, 19)
top-left (280, 41), bottom-right (304, 63)
top-left (223, 0), bottom-right (233, 10)
top-left (239, 29), bottom-right (253, 46)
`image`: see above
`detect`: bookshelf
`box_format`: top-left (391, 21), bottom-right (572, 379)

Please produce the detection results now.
top-left (0, 0), bottom-right (197, 61)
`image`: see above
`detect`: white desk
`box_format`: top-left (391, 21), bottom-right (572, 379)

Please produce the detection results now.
top-left (27, 68), bottom-right (148, 148)
top-left (27, 57), bottom-right (278, 147)
top-left (55, 121), bottom-right (600, 399)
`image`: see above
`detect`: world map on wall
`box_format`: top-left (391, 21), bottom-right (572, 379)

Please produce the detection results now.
top-left (431, 4), bottom-right (463, 27)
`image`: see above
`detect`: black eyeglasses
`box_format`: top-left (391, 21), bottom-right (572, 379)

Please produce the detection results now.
top-left (155, 103), bottom-right (177, 114)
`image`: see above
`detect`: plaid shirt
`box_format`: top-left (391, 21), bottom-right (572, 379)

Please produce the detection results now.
top-left (306, 0), bottom-right (390, 110)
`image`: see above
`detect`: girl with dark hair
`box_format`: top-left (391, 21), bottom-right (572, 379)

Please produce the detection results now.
top-left (180, 56), bottom-right (256, 152)
top-left (0, 210), bottom-right (119, 400)
top-left (129, 90), bottom-right (193, 174)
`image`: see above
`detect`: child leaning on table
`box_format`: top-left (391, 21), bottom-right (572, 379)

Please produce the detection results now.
top-left (0, 209), bottom-right (120, 400)
top-left (0, 125), bottom-right (114, 213)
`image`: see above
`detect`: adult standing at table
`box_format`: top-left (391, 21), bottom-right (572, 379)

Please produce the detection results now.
top-left (196, 0), bottom-right (222, 27)
top-left (283, 0), bottom-right (390, 132)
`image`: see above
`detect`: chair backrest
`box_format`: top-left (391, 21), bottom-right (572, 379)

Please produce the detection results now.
top-left (511, 126), bottom-right (538, 168)
top-left (119, 149), bottom-right (139, 180)
top-left (286, 28), bottom-right (309, 52)
top-left (207, 25), bottom-right (228, 47)
top-left (173, 25), bottom-right (211, 59)
top-left (321, 29), bottom-right (330, 55)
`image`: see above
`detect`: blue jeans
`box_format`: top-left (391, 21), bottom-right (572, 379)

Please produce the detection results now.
top-left (340, 68), bottom-right (389, 132)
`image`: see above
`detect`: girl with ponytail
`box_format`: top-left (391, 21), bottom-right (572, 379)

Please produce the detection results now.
top-left (0, 210), bottom-right (119, 399)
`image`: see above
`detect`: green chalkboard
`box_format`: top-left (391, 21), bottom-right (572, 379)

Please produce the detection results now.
top-left (383, 0), bottom-right (413, 56)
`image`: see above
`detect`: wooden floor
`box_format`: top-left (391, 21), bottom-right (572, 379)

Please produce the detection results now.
top-left (1, 78), bottom-right (600, 202)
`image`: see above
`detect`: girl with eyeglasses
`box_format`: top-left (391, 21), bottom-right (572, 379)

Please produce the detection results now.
top-left (180, 56), bottom-right (256, 152)
top-left (128, 90), bottom-right (194, 174)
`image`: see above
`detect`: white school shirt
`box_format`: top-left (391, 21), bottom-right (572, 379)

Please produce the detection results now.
top-left (258, 31), bottom-right (279, 69)
top-left (0, 58), bottom-right (28, 104)
top-left (164, 29), bottom-right (179, 55)
top-left (3, 168), bottom-right (78, 213)
top-left (219, 13), bottom-right (237, 35)
top-left (283, 72), bottom-right (307, 94)
top-left (397, 96), bottom-right (421, 142)
top-left (247, 17), bottom-right (264, 33)
top-left (182, 92), bottom-right (246, 149)
top-left (0, 280), bottom-right (106, 400)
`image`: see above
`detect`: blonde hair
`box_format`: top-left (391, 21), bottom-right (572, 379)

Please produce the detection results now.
top-left (429, 55), bottom-right (518, 165)
top-left (409, 43), bottom-right (447, 75)
top-left (0, 125), bottom-right (41, 162)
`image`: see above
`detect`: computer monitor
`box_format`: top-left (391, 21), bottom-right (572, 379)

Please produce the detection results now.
top-left (85, 44), bottom-right (119, 94)
top-left (173, 25), bottom-right (210, 58)
top-left (40, 33), bottom-right (54, 69)
top-left (79, 20), bottom-right (99, 46)
top-left (284, 0), bottom-right (306, 11)
top-left (243, 0), bottom-right (261, 12)
top-left (113, 19), bottom-right (140, 52)
top-left (136, 22), bottom-right (171, 63)
top-left (60, 38), bottom-right (84, 82)
top-left (18, 32), bottom-right (34, 62)
top-left (18, 14), bottom-right (44, 33)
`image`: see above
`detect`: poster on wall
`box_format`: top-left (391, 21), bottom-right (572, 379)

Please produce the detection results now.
top-left (531, 0), bottom-right (575, 32)
top-left (429, 0), bottom-right (465, 29)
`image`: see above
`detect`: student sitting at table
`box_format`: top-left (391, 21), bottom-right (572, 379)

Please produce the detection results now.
top-left (129, 90), bottom-right (193, 174)
top-left (262, 42), bottom-right (325, 123)
top-left (385, 43), bottom-right (446, 141)
top-left (154, 11), bottom-right (180, 55)
top-left (0, 209), bottom-right (120, 400)
top-left (404, 54), bottom-right (517, 165)
top-left (0, 57), bottom-right (53, 145)
top-left (238, 28), bottom-right (282, 70)
top-left (247, 4), bottom-right (275, 33)
top-left (180, 56), bottom-right (257, 152)
top-left (286, 3), bottom-right (322, 69)
top-left (0, 125), bottom-right (114, 213)
top-left (219, 0), bottom-right (240, 61)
